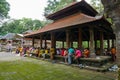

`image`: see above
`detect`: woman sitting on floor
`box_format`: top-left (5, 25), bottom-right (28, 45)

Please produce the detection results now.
top-left (83, 48), bottom-right (90, 58)
top-left (60, 48), bottom-right (65, 56)
top-left (110, 47), bottom-right (116, 61)
top-left (74, 48), bottom-right (82, 64)
top-left (63, 48), bottom-right (68, 63)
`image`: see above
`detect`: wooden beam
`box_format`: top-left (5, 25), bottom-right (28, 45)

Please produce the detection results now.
top-left (40, 34), bottom-right (43, 49)
top-left (78, 28), bottom-right (82, 48)
top-left (100, 31), bottom-right (104, 54)
top-left (95, 40), bottom-right (97, 50)
top-left (70, 31), bottom-right (73, 47)
top-left (112, 39), bottom-right (115, 47)
top-left (51, 32), bottom-right (56, 48)
top-left (66, 30), bottom-right (70, 48)
top-left (62, 41), bottom-right (64, 48)
top-left (44, 37), bottom-right (47, 49)
top-left (32, 37), bottom-right (35, 47)
top-left (91, 22), bottom-right (112, 34)
top-left (89, 27), bottom-right (95, 57)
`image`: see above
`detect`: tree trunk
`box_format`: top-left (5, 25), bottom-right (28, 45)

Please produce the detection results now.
top-left (101, 0), bottom-right (120, 65)
top-left (116, 31), bottom-right (120, 64)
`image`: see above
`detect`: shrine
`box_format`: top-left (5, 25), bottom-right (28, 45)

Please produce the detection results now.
top-left (24, 0), bottom-right (115, 56)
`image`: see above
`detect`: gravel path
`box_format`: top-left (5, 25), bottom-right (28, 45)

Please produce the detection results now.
top-left (0, 52), bottom-right (22, 61)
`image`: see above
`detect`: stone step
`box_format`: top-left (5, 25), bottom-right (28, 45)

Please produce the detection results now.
top-left (28, 56), bottom-right (115, 72)
top-left (78, 63), bottom-right (115, 72)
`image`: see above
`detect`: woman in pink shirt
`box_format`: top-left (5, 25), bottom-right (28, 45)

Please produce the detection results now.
top-left (74, 48), bottom-right (82, 64)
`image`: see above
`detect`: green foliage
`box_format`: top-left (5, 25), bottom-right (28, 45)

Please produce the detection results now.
top-left (44, 0), bottom-right (73, 16)
top-left (0, 18), bottom-right (47, 35)
top-left (90, 0), bottom-right (103, 13)
top-left (82, 41), bottom-right (89, 48)
top-left (45, 0), bottom-right (104, 16)
top-left (0, 0), bottom-right (10, 19)
top-left (44, 0), bottom-right (59, 15)
top-left (90, 0), bottom-right (113, 24)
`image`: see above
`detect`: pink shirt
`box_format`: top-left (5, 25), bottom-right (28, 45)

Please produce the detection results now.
top-left (75, 50), bottom-right (82, 58)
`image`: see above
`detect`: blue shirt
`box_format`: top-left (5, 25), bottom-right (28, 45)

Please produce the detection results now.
top-left (68, 48), bottom-right (74, 55)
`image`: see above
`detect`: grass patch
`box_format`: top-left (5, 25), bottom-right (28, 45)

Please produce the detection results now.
top-left (0, 58), bottom-right (116, 80)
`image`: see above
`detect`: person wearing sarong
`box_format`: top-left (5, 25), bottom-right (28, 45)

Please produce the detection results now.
top-left (68, 47), bottom-right (74, 64)
top-left (74, 48), bottom-right (82, 64)
top-left (83, 48), bottom-right (90, 58)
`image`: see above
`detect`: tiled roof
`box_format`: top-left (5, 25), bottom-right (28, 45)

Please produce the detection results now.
top-left (24, 13), bottom-right (102, 37)
top-left (46, 0), bottom-right (98, 20)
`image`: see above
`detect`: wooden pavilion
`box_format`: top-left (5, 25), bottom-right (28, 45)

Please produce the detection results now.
top-left (24, 0), bottom-right (115, 56)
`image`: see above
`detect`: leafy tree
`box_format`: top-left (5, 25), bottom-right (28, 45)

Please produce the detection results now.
top-left (44, 0), bottom-right (74, 16)
top-left (0, 0), bottom-right (10, 19)
top-left (90, 0), bottom-right (103, 13)
top-left (101, 0), bottom-right (120, 65)
top-left (90, 0), bottom-right (113, 24)
top-left (44, 0), bottom-right (59, 16)
top-left (0, 18), bottom-right (47, 35)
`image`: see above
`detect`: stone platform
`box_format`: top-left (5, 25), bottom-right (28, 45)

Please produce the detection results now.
top-left (79, 56), bottom-right (111, 67)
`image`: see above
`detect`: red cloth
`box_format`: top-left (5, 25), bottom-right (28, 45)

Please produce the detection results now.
top-left (61, 49), bottom-right (65, 56)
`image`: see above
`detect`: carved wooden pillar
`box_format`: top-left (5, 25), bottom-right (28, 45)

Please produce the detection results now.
top-left (100, 31), bottom-right (104, 54)
top-left (66, 30), bottom-right (70, 48)
top-left (89, 27), bottom-right (95, 57)
top-left (94, 32), bottom-right (97, 50)
top-left (112, 39), bottom-right (115, 47)
top-left (32, 37), bottom-right (35, 47)
top-left (70, 41), bottom-right (73, 48)
top-left (78, 28), bottom-right (82, 48)
top-left (51, 32), bottom-right (56, 48)
top-left (44, 37), bottom-right (47, 49)
top-left (40, 34), bottom-right (43, 49)
top-left (62, 41), bottom-right (64, 48)
top-left (70, 30), bottom-right (73, 47)
top-left (95, 40), bottom-right (97, 50)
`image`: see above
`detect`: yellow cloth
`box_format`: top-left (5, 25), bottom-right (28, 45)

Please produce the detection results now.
top-left (19, 47), bottom-right (23, 53)
top-left (45, 50), bottom-right (48, 54)
top-left (40, 49), bottom-right (44, 54)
